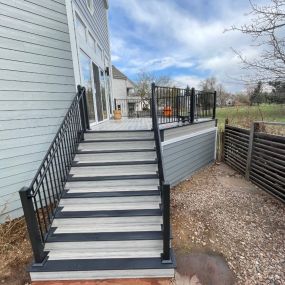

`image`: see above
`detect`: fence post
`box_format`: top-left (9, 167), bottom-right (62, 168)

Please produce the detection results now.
top-left (19, 187), bottom-right (47, 264)
top-left (245, 122), bottom-right (259, 180)
top-left (221, 119), bottom-right (228, 161)
top-left (190, 88), bottom-right (195, 123)
top-left (212, 91), bottom-right (217, 119)
top-left (161, 183), bottom-right (171, 263)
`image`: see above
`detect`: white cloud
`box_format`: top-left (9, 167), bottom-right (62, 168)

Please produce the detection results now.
top-left (109, 0), bottom-right (269, 92)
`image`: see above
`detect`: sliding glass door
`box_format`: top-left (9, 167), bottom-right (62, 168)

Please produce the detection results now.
top-left (79, 51), bottom-right (96, 123)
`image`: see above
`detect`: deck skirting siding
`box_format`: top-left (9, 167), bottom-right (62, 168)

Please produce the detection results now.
top-left (162, 128), bottom-right (217, 186)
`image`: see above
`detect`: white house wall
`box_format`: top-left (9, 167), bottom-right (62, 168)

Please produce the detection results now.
top-left (0, 0), bottom-right (76, 222)
top-left (113, 78), bottom-right (129, 100)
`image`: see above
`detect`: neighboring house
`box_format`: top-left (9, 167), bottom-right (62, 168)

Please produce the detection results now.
top-left (112, 65), bottom-right (136, 99)
top-left (112, 65), bottom-right (150, 117)
top-left (0, 0), bottom-right (113, 222)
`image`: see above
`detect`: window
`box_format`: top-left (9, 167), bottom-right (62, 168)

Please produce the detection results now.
top-left (87, 32), bottom-right (96, 50)
top-left (75, 15), bottom-right (86, 42)
top-left (86, 0), bottom-right (94, 13)
top-left (79, 51), bottom-right (96, 123)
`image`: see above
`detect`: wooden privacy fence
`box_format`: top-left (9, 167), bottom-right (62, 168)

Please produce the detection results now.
top-left (223, 121), bottom-right (285, 202)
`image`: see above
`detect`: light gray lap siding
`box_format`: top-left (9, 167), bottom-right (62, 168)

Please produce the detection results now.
top-left (0, 0), bottom-right (75, 221)
top-left (162, 130), bottom-right (216, 186)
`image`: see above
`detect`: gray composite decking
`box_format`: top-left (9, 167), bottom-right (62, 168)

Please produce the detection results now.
top-left (30, 129), bottom-right (174, 281)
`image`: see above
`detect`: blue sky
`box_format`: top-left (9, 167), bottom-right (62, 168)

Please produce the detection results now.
top-left (108, 0), bottom-right (264, 92)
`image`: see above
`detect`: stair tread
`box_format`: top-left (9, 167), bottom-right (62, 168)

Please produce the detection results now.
top-left (69, 164), bottom-right (158, 177)
top-left (30, 257), bottom-right (175, 272)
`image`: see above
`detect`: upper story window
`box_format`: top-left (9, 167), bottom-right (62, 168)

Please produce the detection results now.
top-left (75, 15), bottom-right (86, 42)
top-left (86, 0), bottom-right (94, 13)
top-left (87, 32), bottom-right (96, 51)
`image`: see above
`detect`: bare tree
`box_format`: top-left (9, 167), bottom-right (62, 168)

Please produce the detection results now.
top-left (135, 72), bottom-right (172, 98)
top-left (229, 0), bottom-right (285, 82)
top-left (200, 77), bottom-right (231, 106)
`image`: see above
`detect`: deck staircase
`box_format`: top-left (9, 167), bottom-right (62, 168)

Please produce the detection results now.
top-left (29, 130), bottom-right (175, 281)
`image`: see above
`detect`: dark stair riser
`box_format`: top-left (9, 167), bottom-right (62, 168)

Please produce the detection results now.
top-left (81, 139), bottom-right (154, 143)
top-left (63, 190), bottom-right (160, 198)
top-left (30, 256), bottom-right (175, 272)
top-left (67, 174), bottom-right (159, 182)
top-left (77, 149), bottom-right (156, 154)
top-left (72, 160), bottom-right (157, 167)
top-left (55, 208), bottom-right (162, 219)
top-left (47, 231), bottom-right (163, 243)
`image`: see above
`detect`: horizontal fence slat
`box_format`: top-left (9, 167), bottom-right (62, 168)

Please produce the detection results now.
top-left (225, 138), bottom-right (249, 152)
top-left (253, 145), bottom-right (285, 161)
top-left (224, 155), bottom-right (246, 174)
top-left (255, 132), bottom-right (285, 144)
top-left (225, 125), bottom-right (250, 135)
top-left (254, 137), bottom-right (285, 149)
top-left (225, 132), bottom-right (249, 144)
top-left (224, 128), bottom-right (250, 139)
top-left (254, 141), bottom-right (285, 156)
top-left (224, 140), bottom-right (249, 153)
top-left (225, 129), bottom-right (250, 141)
top-left (251, 158), bottom-right (285, 178)
top-left (251, 153), bottom-right (285, 171)
top-left (250, 175), bottom-right (285, 201)
top-left (251, 162), bottom-right (285, 183)
top-left (224, 123), bottom-right (285, 203)
top-left (250, 168), bottom-right (285, 193)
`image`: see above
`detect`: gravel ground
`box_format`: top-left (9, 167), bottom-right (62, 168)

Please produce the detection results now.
top-left (171, 162), bottom-right (285, 285)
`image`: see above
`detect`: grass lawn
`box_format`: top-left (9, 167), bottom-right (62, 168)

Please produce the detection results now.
top-left (216, 104), bottom-right (285, 129)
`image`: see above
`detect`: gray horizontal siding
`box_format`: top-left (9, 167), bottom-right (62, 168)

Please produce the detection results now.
top-left (162, 130), bottom-right (216, 186)
top-left (74, 0), bottom-right (110, 54)
top-left (0, 0), bottom-right (75, 222)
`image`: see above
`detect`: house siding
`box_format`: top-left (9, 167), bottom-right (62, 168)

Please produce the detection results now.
top-left (0, 0), bottom-right (76, 222)
top-left (162, 128), bottom-right (217, 186)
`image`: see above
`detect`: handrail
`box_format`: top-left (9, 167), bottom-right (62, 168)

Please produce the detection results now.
top-left (151, 83), bottom-right (171, 262)
top-left (19, 85), bottom-right (89, 264)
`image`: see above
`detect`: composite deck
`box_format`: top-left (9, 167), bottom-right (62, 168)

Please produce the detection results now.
top-left (29, 127), bottom-right (175, 281)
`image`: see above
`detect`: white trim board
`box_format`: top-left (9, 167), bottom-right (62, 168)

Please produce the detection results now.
top-left (162, 127), bottom-right (217, 147)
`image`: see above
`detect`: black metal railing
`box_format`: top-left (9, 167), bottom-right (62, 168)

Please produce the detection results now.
top-left (155, 85), bottom-right (216, 125)
top-left (114, 98), bottom-right (151, 118)
top-left (19, 85), bottom-right (89, 264)
top-left (151, 83), bottom-right (171, 262)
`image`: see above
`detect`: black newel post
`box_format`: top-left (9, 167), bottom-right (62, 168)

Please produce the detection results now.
top-left (77, 85), bottom-right (86, 133)
top-left (190, 88), bottom-right (195, 124)
top-left (212, 91), bottom-right (217, 119)
top-left (19, 187), bottom-right (47, 264)
top-left (82, 87), bottom-right (90, 130)
top-left (161, 183), bottom-right (171, 263)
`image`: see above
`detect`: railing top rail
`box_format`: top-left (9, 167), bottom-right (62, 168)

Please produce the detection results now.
top-left (28, 86), bottom-right (85, 196)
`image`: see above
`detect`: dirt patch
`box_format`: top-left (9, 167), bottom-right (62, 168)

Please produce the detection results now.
top-left (171, 162), bottom-right (285, 285)
top-left (0, 217), bottom-right (32, 285)
top-left (175, 251), bottom-right (235, 285)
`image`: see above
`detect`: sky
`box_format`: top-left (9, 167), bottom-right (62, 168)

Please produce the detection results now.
top-left (108, 0), bottom-right (271, 93)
